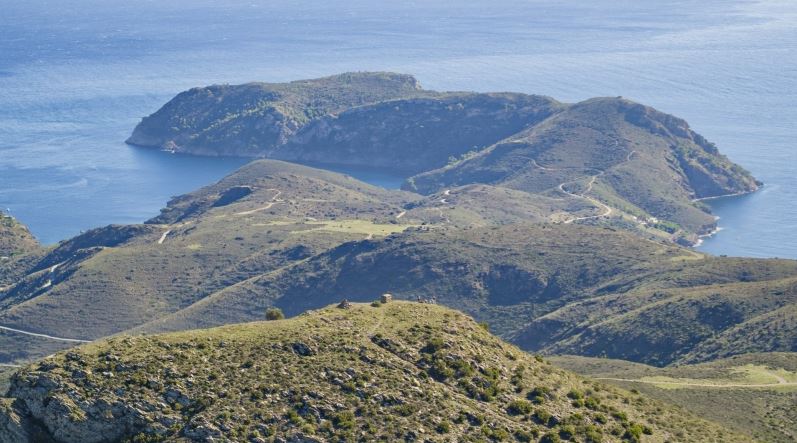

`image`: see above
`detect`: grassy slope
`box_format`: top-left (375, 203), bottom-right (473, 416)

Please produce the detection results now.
top-left (402, 184), bottom-right (593, 226)
top-left (0, 214), bottom-right (39, 258)
top-left (522, 271), bottom-right (797, 366)
top-left (552, 353), bottom-right (797, 442)
top-left (131, 224), bottom-right (696, 335)
top-left (3, 302), bottom-right (746, 442)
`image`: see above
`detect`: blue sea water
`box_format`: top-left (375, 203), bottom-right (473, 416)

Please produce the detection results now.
top-left (0, 0), bottom-right (795, 258)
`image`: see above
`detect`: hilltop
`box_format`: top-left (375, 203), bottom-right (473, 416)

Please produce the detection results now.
top-left (126, 72), bottom-right (429, 157)
top-left (0, 302), bottom-right (745, 442)
top-left (0, 212), bottom-right (42, 294)
top-left (128, 73), bottom-right (757, 240)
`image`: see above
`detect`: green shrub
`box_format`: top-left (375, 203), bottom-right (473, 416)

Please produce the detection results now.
top-left (558, 425), bottom-right (576, 440)
top-left (507, 399), bottom-right (534, 416)
top-left (534, 409), bottom-right (553, 426)
top-left (332, 411), bottom-right (356, 429)
top-left (585, 427), bottom-right (603, 443)
top-left (514, 429), bottom-right (538, 442)
top-left (286, 409), bottom-right (303, 425)
top-left (567, 389), bottom-right (584, 400)
top-left (585, 397), bottom-right (601, 410)
top-left (265, 307), bottom-right (284, 320)
top-left (436, 420), bottom-right (451, 434)
top-left (527, 386), bottom-right (551, 404)
top-left (622, 422), bottom-right (651, 442)
top-left (540, 432), bottom-right (561, 443)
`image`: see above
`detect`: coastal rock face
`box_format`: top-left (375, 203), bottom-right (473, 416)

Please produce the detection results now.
top-left (0, 303), bottom-right (747, 442)
top-left (126, 72), bottom-right (429, 157)
top-left (271, 93), bottom-right (562, 174)
top-left (0, 213), bottom-right (42, 290)
top-left (0, 213), bottom-right (39, 259)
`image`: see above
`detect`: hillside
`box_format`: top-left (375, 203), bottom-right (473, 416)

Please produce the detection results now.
top-left (3, 161), bottom-right (796, 370)
top-left (0, 160), bottom-right (423, 362)
top-left (126, 72), bottom-right (430, 157)
top-left (132, 224), bottom-right (700, 335)
top-left (131, 222), bottom-right (797, 370)
top-left (518, 272), bottom-right (797, 366)
top-left (271, 92), bottom-right (562, 174)
top-left (0, 302), bottom-right (745, 442)
top-left (407, 97), bottom-right (759, 238)
top-left (552, 353), bottom-right (797, 442)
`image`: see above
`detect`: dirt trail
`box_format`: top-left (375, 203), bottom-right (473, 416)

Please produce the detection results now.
top-left (0, 363), bottom-right (21, 368)
top-left (364, 304), bottom-right (386, 337)
top-left (157, 230), bottom-right (171, 245)
top-left (0, 325), bottom-right (91, 343)
top-left (235, 189), bottom-right (282, 215)
top-left (554, 148), bottom-right (636, 224)
top-left (595, 376), bottom-right (797, 388)
top-left (439, 189), bottom-right (451, 204)
top-left (395, 211), bottom-right (407, 219)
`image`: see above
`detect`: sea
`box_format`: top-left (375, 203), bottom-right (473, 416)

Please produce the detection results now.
top-left (0, 0), bottom-right (794, 259)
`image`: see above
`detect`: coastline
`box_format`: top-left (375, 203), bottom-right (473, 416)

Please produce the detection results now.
top-left (692, 186), bottom-right (760, 203)
top-left (690, 186), bottom-right (760, 248)
top-left (693, 225), bottom-right (724, 248)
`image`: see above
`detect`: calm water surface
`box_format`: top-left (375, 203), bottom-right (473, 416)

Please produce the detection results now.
top-left (0, 0), bottom-right (794, 258)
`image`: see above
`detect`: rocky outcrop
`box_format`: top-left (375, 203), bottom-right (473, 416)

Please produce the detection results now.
top-left (5, 358), bottom-right (184, 442)
top-left (0, 399), bottom-right (35, 443)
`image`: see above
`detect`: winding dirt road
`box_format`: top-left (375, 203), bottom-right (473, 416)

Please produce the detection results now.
top-left (157, 230), bottom-right (171, 245)
top-left (594, 375), bottom-right (797, 388)
top-left (0, 325), bottom-right (91, 343)
top-left (546, 148), bottom-right (636, 224)
top-left (235, 189), bottom-right (282, 216)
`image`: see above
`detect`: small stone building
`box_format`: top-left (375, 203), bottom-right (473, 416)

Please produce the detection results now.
top-left (381, 293), bottom-right (393, 304)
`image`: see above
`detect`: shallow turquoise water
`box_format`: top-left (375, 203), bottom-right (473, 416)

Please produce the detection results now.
top-left (0, 0), bottom-right (794, 257)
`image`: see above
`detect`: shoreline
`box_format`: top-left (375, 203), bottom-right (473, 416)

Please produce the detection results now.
top-left (692, 186), bottom-right (760, 203)
top-left (693, 226), bottom-right (724, 248)
top-left (690, 186), bottom-right (761, 248)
